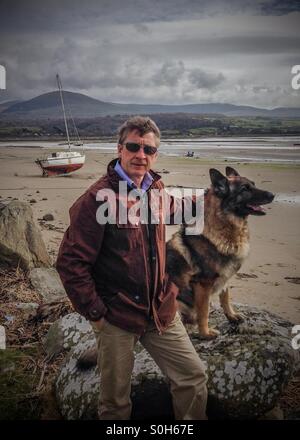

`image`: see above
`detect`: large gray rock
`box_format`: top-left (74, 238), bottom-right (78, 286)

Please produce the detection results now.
top-left (0, 201), bottom-right (51, 270)
top-left (29, 267), bottom-right (66, 302)
top-left (55, 333), bottom-right (171, 420)
top-left (54, 304), bottom-right (299, 420)
top-left (44, 313), bottom-right (92, 357)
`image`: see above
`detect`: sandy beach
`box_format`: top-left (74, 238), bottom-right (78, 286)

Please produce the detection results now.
top-left (0, 145), bottom-right (299, 324)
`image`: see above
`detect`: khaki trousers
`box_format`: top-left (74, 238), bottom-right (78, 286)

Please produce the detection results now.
top-left (92, 311), bottom-right (208, 420)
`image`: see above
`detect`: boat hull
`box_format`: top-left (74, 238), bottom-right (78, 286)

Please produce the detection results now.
top-left (39, 162), bottom-right (84, 176)
top-left (35, 154), bottom-right (85, 177)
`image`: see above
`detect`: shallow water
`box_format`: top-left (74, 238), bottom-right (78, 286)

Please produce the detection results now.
top-left (274, 193), bottom-right (300, 204)
top-left (1, 136), bottom-right (300, 163)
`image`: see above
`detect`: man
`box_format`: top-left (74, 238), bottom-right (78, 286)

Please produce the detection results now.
top-left (56, 116), bottom-right (208, 420)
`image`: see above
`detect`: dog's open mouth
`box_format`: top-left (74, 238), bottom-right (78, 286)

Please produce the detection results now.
top-left (246, 204), bottom-right (266, 215)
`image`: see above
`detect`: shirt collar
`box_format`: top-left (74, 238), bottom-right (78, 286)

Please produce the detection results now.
top-left (114, 160), bottom-right (154, 193)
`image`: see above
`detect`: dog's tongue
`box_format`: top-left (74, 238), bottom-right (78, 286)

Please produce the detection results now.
top-left (247, 204), bottom-right (265, 212)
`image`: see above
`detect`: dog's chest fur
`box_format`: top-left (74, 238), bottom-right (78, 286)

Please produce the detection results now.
top-left (167, 190), bottom-right (250, 296)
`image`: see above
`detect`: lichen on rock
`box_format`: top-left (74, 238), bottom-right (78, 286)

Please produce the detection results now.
top-left (54, 303), bottom-right (299, 420)
top-left (44, 313), bottom-right (92, 358)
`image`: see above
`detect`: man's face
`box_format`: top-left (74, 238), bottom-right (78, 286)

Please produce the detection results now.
top-left (118, 129), bottom-right (158, 182)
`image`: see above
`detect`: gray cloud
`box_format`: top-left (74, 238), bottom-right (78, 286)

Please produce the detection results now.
top-left (0, 1), bottom-right (299, 108)
top-left (1, 0), bottom-right (300, 32)
top-left (261, 0), bottom-right (300, 15)
top-left (188, 69), bottom-right (225, 89)
top-left (151, 61), bottom-right (185, 87)
top-left (134, 23), bottom-right (152, 35)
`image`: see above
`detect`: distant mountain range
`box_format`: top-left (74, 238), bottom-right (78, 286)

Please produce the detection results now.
top-left (0, 100), bottom-right (22, 113)
top-left (1, 91), bottom-right (300, 119)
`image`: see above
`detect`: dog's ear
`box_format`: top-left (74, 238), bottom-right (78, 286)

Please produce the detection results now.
top-left (209, 169), bottom-right (229, 197)
top-left (226, 166), bottom-right (240, 178)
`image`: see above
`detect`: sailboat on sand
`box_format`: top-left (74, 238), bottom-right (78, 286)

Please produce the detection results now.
top-left (35, 74), bottom-right (85, 177)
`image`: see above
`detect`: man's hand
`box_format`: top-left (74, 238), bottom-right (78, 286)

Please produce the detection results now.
top-left (90, 317), bottom-right (105, 331)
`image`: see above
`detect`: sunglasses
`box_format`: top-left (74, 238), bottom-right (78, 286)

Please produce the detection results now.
top-left (123, 142), bottom-right (158, 156)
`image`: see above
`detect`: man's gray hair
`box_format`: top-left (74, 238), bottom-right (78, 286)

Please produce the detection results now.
top-left (118, 116), bottom-right (161, 147)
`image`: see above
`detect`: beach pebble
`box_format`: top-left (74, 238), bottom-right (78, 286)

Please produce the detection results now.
top-left (4, 315), bottom-right (15, 324)
top-left (15, 302), bottom-right (39, 312)
top-left (43, 213), bottom-right (54, 221)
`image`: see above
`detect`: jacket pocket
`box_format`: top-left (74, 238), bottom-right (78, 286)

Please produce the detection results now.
top-left (114, 220), bottom-right (140, 251)
top-left (156, 282), bottom-right (178, 326)
top-left (117, 291), bottom-right (148, 311)
top-left (159, 276), bottom-right (178, 301)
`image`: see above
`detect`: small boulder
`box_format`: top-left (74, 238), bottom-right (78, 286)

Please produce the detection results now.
top-left (15, 302), bottom-right (39, 312)
top-left (0, 201), bottom-right (51, 270)
top-left (29, 267), bottom-right (66, 302)
top-left (15, 302), bottom-right (39, 318)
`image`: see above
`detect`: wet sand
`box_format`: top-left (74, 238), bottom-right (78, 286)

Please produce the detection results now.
top-left (0, 146), bottom-right (299, 323)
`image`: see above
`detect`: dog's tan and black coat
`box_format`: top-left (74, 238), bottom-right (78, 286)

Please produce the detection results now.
top-left (167, 166), bottom-right (274, 339)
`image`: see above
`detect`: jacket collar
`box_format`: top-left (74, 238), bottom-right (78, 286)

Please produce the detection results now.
top-left (107, 158), bottom-right (161, 192)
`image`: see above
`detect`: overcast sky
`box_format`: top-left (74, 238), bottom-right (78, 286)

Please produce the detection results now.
top-left (0, 0), bottom-right (300, 108)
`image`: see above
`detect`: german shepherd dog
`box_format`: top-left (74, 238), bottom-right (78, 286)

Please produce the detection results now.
top-left (166, 166), bottom-right (274, 339)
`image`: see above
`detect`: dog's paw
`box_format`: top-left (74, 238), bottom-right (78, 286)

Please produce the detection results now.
top-left (226, 312), bottom-right (245, 323)
top-left (197, 327), bottom-right (220, 340)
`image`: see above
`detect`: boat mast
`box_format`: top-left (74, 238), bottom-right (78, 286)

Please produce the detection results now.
top-left (56, 74), bottom-right (71, 151)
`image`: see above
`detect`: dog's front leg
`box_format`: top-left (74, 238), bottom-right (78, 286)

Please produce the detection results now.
top-left (219, 288), bottom-right (244, 322)
top-left (194, 283), bottom-right (220, 339)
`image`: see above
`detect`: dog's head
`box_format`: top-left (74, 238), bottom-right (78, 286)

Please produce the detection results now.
top-left (209, 166), bottom-right (275, 217)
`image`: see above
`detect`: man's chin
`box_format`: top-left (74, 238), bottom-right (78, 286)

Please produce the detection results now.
top-left (129, 165), bottom-right (148, 175)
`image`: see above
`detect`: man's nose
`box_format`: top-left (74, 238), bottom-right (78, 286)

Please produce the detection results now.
top-left (135, 145), bottom-right (146, 159)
